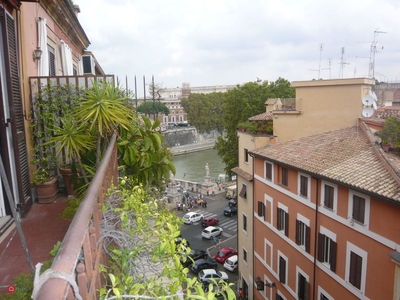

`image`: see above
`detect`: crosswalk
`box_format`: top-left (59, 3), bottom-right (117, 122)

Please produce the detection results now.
top-left (189, 209), bottom-right (237, 232)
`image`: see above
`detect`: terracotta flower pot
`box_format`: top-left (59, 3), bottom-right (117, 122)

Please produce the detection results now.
top-left (35, 176), bottom-right (58, 204)
top-left (59, 166), bottom-right (78, 196)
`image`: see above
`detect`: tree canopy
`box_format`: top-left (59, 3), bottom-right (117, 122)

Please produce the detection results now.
top-left (181, 92), bottom-right (225, 134)
top-left (137, 101), bottom-right (170, 118)
top-left (215, 78), bottom-right (295, 175)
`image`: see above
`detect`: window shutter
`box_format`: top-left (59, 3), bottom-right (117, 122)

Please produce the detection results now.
top-left (277, 207), bottom-right (281, 230)
top-left (317, 233), bottom-right (324, 262)
top-left (305, 225), bottom-right (311, 253)
top-left (349, 252), bottom-right (362, 289)
top-left (258, 201), bottom-right (263, 217)
top-left (330, 240), bottom-right (337, 272)
top-left (295, 220), bottom-right (301, 245)
top-left (284, 211), bottom-right (289, 236)
top-left (304, 280), bottom-right (310, 300)
top-left (0, 6), bottom-right (32, 215)
top-left (279, 256), bottom-right (286, 283)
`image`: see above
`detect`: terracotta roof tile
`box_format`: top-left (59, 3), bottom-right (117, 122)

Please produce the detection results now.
top-left (231, 167), bottom-right (253, 181)
top-left (250, 126), bottom-right (400, 202)
top-left (248, 112), bottom-right (273, 121)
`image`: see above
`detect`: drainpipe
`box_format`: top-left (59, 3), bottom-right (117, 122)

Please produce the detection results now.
top-left (312, 177), bottom-right (319, 300)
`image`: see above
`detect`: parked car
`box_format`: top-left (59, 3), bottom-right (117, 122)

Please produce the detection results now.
top-left (201, 216), bottom-right (219, 227)
top-left (180, 249), bottom-right (208, 267)
top-left (214, 247), bottom-right (238, 264)
top-left (223, 255), bottom-right (238, 272)
top-left (202, 226), bottom-right (223, 239)
top-left (190, 258), bottom-right (217, 274)
top-left (198, 269), bottom-right (229, 284)
top-left (228, 199), bottom-right (237, 207)
top-left (175, 237), bottom-right (190, 248)
top-left (183, 212), bottom-right (204, 224)
top-left (223, 206), bottom-right (237, 217)
top-left (202, 283), bottom-right (228, 299)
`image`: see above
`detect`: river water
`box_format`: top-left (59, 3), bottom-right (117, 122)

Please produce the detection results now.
top-left (172, 148), bottom-right (227, 184)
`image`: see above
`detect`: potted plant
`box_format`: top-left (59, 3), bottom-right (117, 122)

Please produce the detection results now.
top-left (47, 115), bottom-right (95, 195)
top-left (376, 117), bottom-right (400, 151)
top-left (31, 83), bottom-right (83, 202)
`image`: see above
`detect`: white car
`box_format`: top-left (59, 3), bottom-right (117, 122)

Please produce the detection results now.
top-left (201, 226), bottom-right (223, 239)
top-left (198, 269), bottom-right (229, 284)
top-left (183, 212), bottom-right (204, 224)
top-left (223, 255), bottom-right (238, 272)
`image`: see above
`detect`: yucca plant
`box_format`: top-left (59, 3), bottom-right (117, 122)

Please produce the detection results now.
top-left (74, 80), bottom-right (135, 166)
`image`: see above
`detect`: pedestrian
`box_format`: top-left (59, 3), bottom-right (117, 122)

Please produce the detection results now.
top-left (206, 187), bottom-right (210, 196)
top-left (218, 237), bottom-right (221, 245)
top-left (213, 236), bottom-right (217, 247)
top-left (203, 199), bottom-right (207, 208)
top-left (238, 288), bottom-right (245, 299)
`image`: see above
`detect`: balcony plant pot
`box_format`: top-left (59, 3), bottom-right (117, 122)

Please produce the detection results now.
top-left (35, 176), bottom-right (58, 204)
top-left (59, 166), bottom-right (77, 196)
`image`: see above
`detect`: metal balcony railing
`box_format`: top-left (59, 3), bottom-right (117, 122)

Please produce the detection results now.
top-left (33, 134), bottom-right (118, 300)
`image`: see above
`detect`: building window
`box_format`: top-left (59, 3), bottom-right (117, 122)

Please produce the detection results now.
top-left (296, 220), bottom-right (310, 253)
top-left (265, 161), bottom-right (272, 180)
top-left (352, 195), bottom-right (365, 224)
top-left (257, 201), bottom-right (265, 220)
top-left (277, 207), bottom-right (288, 236)
top-left (239, 183), bottom-right (247, 199)
top-left (320, 294), bottom-right (329, 300)
top-left (244, 148), bottom-right (249, 163)
top-left (317, 233), bottom-right (337, 272)
top-left (277, 295), bottom-right (285, 300)
top-left (349, 251), bottom-right (362, 289)
top-left (48, 44), bottom-right (56, 76)
top-left (279, 256), bottom-right (286, 284)
top-left (243, 214), bottom-right (247, 231)
top-left (299, 175), bottom-right (308, 198)
top-left (298, 273), bottom-right (309, 300)
top-left (324, 184), bottom-right (334, 209)
top-left (243, 249), bottom-right (247, 262)
top-left (281, 167), bottom-right (288, 186)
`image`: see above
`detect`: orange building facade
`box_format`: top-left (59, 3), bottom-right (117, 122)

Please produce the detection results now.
top-left (250, 124), bottom-right (400, 300)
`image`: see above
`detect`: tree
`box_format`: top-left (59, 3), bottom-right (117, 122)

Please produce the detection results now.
top-left (215, 78), bottom-right (295, 175)
top-left (181, 92), bottom-right (225, 134)
top-left (377, 117), bottom-right (400, 148)
top-left (137, 101), bottom-right (170, 119)
top-left (99, 178), bottom-right (236, 299)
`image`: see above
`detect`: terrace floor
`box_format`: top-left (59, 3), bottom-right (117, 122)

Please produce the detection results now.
top-left (0, 194), bottom-right (70, 294)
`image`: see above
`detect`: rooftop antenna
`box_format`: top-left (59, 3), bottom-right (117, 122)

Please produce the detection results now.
top-left (339, 47), bottom-right (350, 78)
top-left (369, 29), bottom-right (386, 79)
top-left (308, 43), bottom-right (323, 79)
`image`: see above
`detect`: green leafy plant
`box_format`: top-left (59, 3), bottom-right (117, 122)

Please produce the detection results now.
top-left (30, 83), bottom-right (84, 184)
top-left (376, 117), bottom-right (400, 148)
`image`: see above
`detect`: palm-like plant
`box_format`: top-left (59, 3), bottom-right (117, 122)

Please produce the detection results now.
top-left (74, 80), bottom-right (135, 166)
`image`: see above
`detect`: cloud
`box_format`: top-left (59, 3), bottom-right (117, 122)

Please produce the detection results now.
top-left (77, 0), bottom-right (400, 94)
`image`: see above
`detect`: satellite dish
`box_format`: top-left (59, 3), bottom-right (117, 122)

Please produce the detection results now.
top-left (372, 101), bottom-right (377, 110)
top-left (362, 107), bottom-right (373, 117)
top-left (362, 94), bottom-right (375, 106)
top-left (370, 91), bottom-right (378, 101)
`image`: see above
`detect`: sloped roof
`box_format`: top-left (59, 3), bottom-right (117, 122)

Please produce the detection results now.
top-left (231, 167), bottom-right (253, 181)
top-left (248, 111), bottom-right (273, 121)
top-left (250, 126), bottom-right (400, 202)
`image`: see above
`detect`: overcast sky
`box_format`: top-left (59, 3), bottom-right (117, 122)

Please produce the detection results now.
top-left (77, 0), bottom-right (400, 96)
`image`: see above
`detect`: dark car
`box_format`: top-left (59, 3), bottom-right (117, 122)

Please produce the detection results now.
top-left (189, 258), bottom-right (217, 274)
top-left (228, 199), bottom-right (237, 207)
top-left (201, 216), bottom-right (219, 227)
top-left (223, 206), bottom-right (237, 217)
top-left (181, 249), bottom-right (208, 267)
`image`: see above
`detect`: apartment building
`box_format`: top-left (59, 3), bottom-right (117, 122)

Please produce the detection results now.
top-left (234, 78), bottom-right (400, 299)
top-left (0, 0), bottom-right (107, 240)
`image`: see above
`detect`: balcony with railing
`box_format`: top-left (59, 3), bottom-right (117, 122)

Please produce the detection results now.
top-left (271, 98), bottom-right (302, 115)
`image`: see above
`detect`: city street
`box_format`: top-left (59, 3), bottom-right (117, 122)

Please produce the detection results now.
top-left (174, 190), bottom-right (239, 291)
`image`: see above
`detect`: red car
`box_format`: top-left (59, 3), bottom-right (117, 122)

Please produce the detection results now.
top-left (214, 247), bottom-right (238, 264)
top-left (201, 216), bottom-right (219, 227)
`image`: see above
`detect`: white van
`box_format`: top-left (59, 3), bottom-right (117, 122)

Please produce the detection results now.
top-left (183, 212), bottom-right (204, 224)
top-left (226, 185), bottom-right (237, 199)
top-left (223, 255), bottom-right (238, 272)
